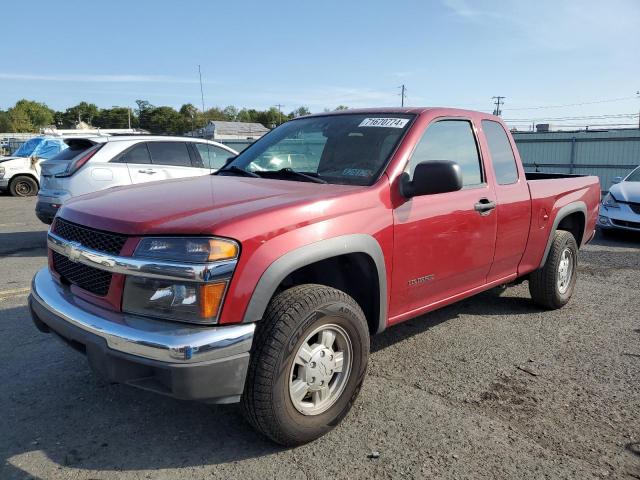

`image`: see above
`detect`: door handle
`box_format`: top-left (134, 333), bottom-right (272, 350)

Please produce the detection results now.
top-left (474, 198), bottom-right (496, 215)
top-left (138, 169), bottom-right (157, 174)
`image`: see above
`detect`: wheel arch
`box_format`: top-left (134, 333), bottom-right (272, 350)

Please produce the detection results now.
top-left (242, 234), bottom-right (387, 334)
top-left (539, 201), bottom-right (586, 268)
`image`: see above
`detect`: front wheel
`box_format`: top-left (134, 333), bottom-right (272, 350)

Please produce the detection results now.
top-left (10, 176), bottom-right (38, 197)
top-left (241, 284), bottom-right (369, 446)
top-left (529, 230), bottom-right (578, 309)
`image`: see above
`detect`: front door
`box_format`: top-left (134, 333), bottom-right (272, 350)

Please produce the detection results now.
top-left (389, 118), bottom-right (497, 322)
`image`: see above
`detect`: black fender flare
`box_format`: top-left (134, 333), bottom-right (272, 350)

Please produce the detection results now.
top-left (242, 234), bottom-right (388, 334)
top-left (539, 201), bottom-right (587, 268)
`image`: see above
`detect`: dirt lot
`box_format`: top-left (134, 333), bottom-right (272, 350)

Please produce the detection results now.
top-left (1, 196), bottom-right (639, 479)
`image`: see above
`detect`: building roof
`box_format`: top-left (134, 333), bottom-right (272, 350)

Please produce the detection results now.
top-left (208, 121), bottom-right (269, 136)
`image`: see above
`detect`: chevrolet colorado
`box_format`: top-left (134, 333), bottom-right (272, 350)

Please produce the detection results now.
top-left (29, 108), bottom-right (600, 446)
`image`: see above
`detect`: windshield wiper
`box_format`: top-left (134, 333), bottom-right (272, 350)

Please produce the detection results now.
top-left (215, 165), bottom-right (260, 178)
top-left (265, 168), bottom-right (328, 184)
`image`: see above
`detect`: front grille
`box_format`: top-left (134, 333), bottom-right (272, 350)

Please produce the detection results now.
top-left (628, 202), bottom-right (640, 215)
top-left (611, 219), bottom-right (640, 230)
top-left (52, 251), bottom-right (112, 296)
top-left (52, 218), bottom-right (126, 255)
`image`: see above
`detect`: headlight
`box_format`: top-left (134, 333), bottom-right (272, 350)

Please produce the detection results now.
top-left (602, 193), bottom-right (620, 209)
top-left (122, 237), bottom-right (239, 324)
top-left (134, 237), bottom-right (238, 262)
top-left (0, 166), bottom-right (4, 178)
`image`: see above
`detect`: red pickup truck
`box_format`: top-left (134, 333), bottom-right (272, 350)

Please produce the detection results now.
top-left (29, 108), bottom-right (600, 446)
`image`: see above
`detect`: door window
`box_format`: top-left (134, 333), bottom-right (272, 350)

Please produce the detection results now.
top-left (408, 120), bottom-right (483, 187)
top-left (482, 120), bottom-right (519, 185)
top-left (148, 142), bottom-right (192, 167)
top-left (194, 143), bottom-right (234, 169)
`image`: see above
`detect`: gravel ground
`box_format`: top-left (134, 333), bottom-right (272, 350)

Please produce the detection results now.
top-left (1, 196), bottom-right (639, 479)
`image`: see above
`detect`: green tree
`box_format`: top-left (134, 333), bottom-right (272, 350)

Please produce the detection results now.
top-left (290, 106), bottom-right (311, 118)
top-left (135, 99), bottom-right (155, 131)
top-left (7, 99), bottom-right (54, 131)
top-left (145, 106), bottom-right (184, 134)
top-left (94, 107), bottom-right (138, 129)
top-left (62, 101), bottom-right (99, 127)
top-left (0, 110), bottom-right (10, 132)
top-left (334, 105), bottom-right (349, 111)
top-left (223, 105), bottom-right (239, 121)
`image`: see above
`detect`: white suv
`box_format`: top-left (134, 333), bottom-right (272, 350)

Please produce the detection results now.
top-left (36, 136), bottom-right (237, 224)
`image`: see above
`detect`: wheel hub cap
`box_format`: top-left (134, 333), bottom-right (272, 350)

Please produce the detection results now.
top-left (557, 248), bottom-right (573, 294)
top-left (289, 323), bottom-right (352, 416)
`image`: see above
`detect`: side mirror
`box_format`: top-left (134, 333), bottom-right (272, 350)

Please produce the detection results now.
top-left (612, 176), bottom-right (622, 184)
top-left (400, 160), bottom-right (463, 198)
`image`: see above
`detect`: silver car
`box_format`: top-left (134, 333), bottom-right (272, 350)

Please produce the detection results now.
top-left (598, 166), bottom-right (640, 233)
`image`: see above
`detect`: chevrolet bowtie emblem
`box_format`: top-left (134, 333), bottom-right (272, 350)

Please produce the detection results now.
top-left (64, 241), bottom-right (83, 262)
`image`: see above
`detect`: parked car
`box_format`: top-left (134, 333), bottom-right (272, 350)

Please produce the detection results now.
top-left (29, 108), bottom-right (600, 446)
top-left (598, 165), bottom-right (640, 233)
top-left (35, 136), bottom-right (238, 224)
top-left (0, 136), bottom-right (68, 196)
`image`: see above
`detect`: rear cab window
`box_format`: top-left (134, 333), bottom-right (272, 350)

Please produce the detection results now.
top-left (482, 120), bottom-right (519, 185)
top-left (408, 119), bottom-right (483, 188)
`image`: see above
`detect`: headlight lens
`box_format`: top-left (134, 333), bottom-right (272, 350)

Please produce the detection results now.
top-left (602, 193), bottom-right (620, 208)
top-left (0, 166), bottom-right (5, 178)
top-left (123, 237), bottom-right (239, 324)
top-left (122, 277), bottom-right (227, 324)
top-left (135, 237), bottom-right (238, 262)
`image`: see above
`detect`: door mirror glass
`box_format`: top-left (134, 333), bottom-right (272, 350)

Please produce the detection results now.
top-left (612, 176), bottom-right (622, 184)
top-left (400, 160), bottom-right (463, 198)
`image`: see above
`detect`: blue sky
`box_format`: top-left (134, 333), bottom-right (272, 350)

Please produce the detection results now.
top-left (2, 0), bottom-right (639, 129)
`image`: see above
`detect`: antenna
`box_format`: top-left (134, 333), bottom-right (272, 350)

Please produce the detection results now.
top-left (198, 65), bottom-right (206, 119)
top-left (492, 96), bottom-right (505, 116)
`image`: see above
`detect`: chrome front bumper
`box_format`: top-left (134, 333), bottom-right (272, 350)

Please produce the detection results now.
top-left (29, 267), bottom-right (255, 403)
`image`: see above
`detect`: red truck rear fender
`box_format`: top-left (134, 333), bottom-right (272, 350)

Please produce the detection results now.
top-left (538, 201), bottom-right (587, 268)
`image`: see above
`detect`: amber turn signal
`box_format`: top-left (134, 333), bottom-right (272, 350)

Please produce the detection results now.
top-left (208, 239), bottom-right (239, 261)
top-left (199, 282), bottom-right (227, 318)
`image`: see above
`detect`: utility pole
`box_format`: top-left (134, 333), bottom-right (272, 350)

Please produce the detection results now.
top-left (128, 107), bottom-right (131, 130)
top-left (198, 65), bottom-right (206, 124)
top-left (399, 84), bottom-right (407, 107)
top-left (492, 96), bottom-right (505, 116)
top-left (636, 90), bottom-right (639, 129)
top-left (274, 104), bottom-right (284, 125)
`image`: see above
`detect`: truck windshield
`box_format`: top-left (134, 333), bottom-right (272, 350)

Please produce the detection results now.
top-left (222, 113), bottom-right (414, 185)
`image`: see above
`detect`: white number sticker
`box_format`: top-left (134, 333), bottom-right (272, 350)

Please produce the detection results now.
top-left (358, 118), bottom-right (409, 128)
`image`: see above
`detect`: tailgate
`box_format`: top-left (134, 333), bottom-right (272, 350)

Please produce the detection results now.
top-left (40, 139), bottom-right (99, 190)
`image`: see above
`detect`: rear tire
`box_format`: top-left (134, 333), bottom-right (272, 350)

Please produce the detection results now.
top-left (529, 230), bottom-right (578, 309)
top-left (241, 284), bottom-right (369, 446)
top-left (9, 176), bottom-right (38, 197)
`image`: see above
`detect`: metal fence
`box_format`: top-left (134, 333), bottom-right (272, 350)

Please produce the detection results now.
top-left (513, 128), bottom-right (640, 192)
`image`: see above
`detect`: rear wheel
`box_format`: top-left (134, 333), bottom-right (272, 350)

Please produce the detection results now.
top-left (529, 230), bottom-right (578, 309)
top-left (9, 176), bottom-right (38, 197)
top-left (241, 284), bottom-right (369, 446)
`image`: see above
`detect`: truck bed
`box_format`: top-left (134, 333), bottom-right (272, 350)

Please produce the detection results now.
top-left (517, 173), bottom-right (601, 275)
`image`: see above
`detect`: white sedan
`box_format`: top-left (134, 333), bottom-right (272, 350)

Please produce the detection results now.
top-left (598, 165), bottom-right (640, 234)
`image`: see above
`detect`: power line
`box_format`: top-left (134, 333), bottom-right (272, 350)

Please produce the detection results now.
top-left (504, 112), bottom-right (640, 122)
top-left (492, 96), bottom-right (505, 116)
top-left (399, 85), bottom-right (407, 107)
top-left (502, 95), bottom-right (637, 111)
top-left (198, 65), bottom-right (206, 115)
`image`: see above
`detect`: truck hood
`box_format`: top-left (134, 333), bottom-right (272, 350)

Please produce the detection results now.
top-left (0, 156), bottom-right (25, 163)
top-left (59, 175), bottom-right (366, 236)
top-left (610, 181), bottom-right (640, 203)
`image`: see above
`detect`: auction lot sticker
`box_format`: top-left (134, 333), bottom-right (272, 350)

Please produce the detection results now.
top-left (359, 118), bottom-right (410, 128)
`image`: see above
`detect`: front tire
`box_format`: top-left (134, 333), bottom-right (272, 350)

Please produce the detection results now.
top-left (529, 230), bottom-right (578, 309)
top-left (9, 176), bottom-right (38, 197)
top-left (241, 284), bottom-right (369, 446)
